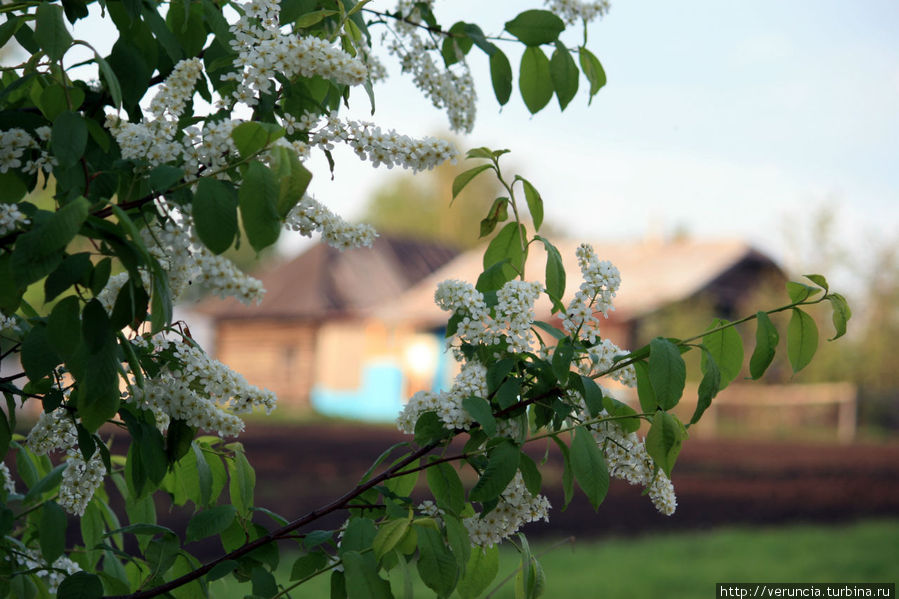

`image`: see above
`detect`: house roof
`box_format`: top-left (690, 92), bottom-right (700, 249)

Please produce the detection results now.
top-left (197, 236), bottom-right (459, 320)
top-left (376, 237), bottom-right (781, 326)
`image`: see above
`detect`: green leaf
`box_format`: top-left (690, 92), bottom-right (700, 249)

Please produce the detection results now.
top-left (701, 319), bottom-right (744, 388)
top-left (469, 439), bottom-right (520, 503)
top-left (40, 501), bottom-right (67, 564)
top-left (550, 42), bottom-right (579, 110)
top-left (570, 426), bottom-right (609, 510)
top-left (373, 517), bottom-right (411, 561)
top-left (339, 518), bottom-right (376, 556)
top-left (94, 51), bottom-right (122, 109)
top-left (519, 46), bottom-right (553, 114)
top-left (462, 396), bottom-right (496, 437)
top-left (35, 2), bottom-right (72, 61)
top-left (787, 308), bottom-right (818, 373)
top-left (452, 164), bottom-right (493, 200)
top-left (289, 552), bottom-right (327, 581)
top-left (517, 176), bottom-right (544, 232)
top-left (504, 10), bottom-right (565, 46)
top-left (804, 273), bottom-right (829, 292)
top-left (227, 450), bottom-right (256, 516)
top-left (827, 292), bottom-right (851, 340)
top-left (517, 451), bottom-right (542, 496)
top-left (648, 337), bottom-right (686, 410)
top-left (416, 525), bottom-right (458, 598)
top-left (691, 347), bottom-right (720, 425)
top-left (185, 505), bottom-right (237, 544)
top-left (483, 222), bottom-right (527, 282)
top-left (45, 252), bottom-right (92, 303)
top-left (239, 160), bottom-right (281, 252)
top-left (578, 47), bottom-right (606, 103)
top-left (645, 411), bottom-right (684, 477)
top-left (148, 165), bottom-right (184, 192)
top-left (383, 457), bottom-right (419, 498)
top-left (414, 411), bottom-right (449, 446)
top-left (489, 49), bottom-right (513, 106)
top-left (633, 360), bottom-right (657, 412)
top-left (206, 559), bottom-right (239, 581)
top-left (457, 545), bottom-right (499, 599)
top-left (269, 145), bottom-right (312, 218)
top-left (193, 178), bottom-right (237, 254)
top-left (21, 325), bottom-right (62, 381)
top-left (479, 197), bottom-right (509, 238)
top-left (11, 197), bottom-right (90, 287)
top-left (23, 463), bottom-right (67, 504)
top-left (749, 311), bottom-right (779, 379)
top-left (786, 281), bottom-right (819, 303)
top-left (0, 172), bottom-right (27, 204)
top-left (343, 551), bottom-right (393, 599)
top-left (231, 121), bottom-right (284, 158)
top-left (52, 111), bottom-right (88, 167)
top-left (57, 572), bottom-right (103, 599)
top-left (551, 337), bottom-right (574, 383)
top-left (294, 8), bottom-right (338, 27)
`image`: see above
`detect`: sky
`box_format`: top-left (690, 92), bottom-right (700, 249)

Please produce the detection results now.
top-left (300, 0), bottom-right (899, 290)
top-left (62, 1), bottom-right (899, 290)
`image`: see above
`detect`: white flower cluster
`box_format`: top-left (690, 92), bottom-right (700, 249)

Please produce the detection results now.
top-left (578, 338), bottom-right (637, 388)
top-left (0, 202), bottom-right (30, 237)
top-left (142, 217), bottom-right (265, 304)
top-left (285, 195), bottom-right (377, 250)
top-left (434, 278), bottom-right (542, 352)
top-left (464, 473), bottom-right (551, 547)
top-left (495, 280), bottom-right (543, 353)
top-left (108, 59), bottom-right (205, 167)
top-left (0, 462), bottom-right (15, 496)
top-left (180, 119), bottom-right (241, 179)
top-left (0, 310), bottom-right (17, 333)
top-left (12, 547), bottom-right (81, 594)
top-left (590, 409), bottom-right (677, 515)
top-left (224, 0), bottom-right (367, 107)
top-left (25, 408), bottom-right (107, 516)
top-left (397, 360), bottom-right (487, 433)
top-left (300, 111), bottom-right (458, 173)
top-left (544, 0), bottom-right (610, 25)
top-left (561, 243), bottom-right (621, 343)
top-left (58, 452), bottom-right (106, 516)
top-left (387, 1), bottom-right (477, 133)
top-left (127, 335), bottom-right (277, 437)
top-left (0, 126), bottom-right (56, 175)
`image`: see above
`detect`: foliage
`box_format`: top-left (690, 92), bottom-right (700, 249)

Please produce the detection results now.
top-left (0, 1), bottom-right (851, 598)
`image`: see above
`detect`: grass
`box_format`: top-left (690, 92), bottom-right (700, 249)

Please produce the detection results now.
top-left (210, 519), bottom-right (899, 598)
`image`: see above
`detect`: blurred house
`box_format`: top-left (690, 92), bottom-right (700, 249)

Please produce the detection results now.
top-left (199, 237), bottom-right (826, 421)
top-left (196, 236), bottom-right (458, 418)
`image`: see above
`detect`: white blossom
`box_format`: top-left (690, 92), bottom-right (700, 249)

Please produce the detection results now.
top-left (11, 547), bottom-right (81, 594)
top-left (285, 195), bottom-right (377, 250)
top-left (464, 473), bottom-right (551, 547)
top-left (386, 1), bottom-right (476, 133)
top-left (0, 462), bottom-right (15, 496)
top-left (589, 407), bottom-right (677, 515)
top-left (544, 0), bottom-right (609, 25)
top-left (561, 243), bottom-right (621, 343)
top-left (223, 0), bottom-right (368, 107)
top-left (26, 408), bottom-right (107, 516)
top-left (127, 335), bottom-right (277, 437)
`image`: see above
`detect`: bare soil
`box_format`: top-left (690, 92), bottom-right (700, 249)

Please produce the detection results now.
top-left (239, 423), bottom-right (899, 539)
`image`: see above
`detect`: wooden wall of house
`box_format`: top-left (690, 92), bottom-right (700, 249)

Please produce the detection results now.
top-left (215, 319), bottom-right (317, 410)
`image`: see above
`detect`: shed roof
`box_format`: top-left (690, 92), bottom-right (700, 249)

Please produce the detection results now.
top-left (198, 236), bottom-right (459, 320)
top-left (376, 238), bottom-right (781, 326)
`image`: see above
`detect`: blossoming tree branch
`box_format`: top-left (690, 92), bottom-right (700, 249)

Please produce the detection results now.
top-left (0, 0), bottom-right (851, 597)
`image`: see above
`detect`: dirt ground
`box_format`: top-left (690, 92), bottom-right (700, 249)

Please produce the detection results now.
top-left (238, 423), bottom-right (899, 539)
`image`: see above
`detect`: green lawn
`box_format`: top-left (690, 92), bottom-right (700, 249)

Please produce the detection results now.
top-left (211, 519), bottom-right (899, 598)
